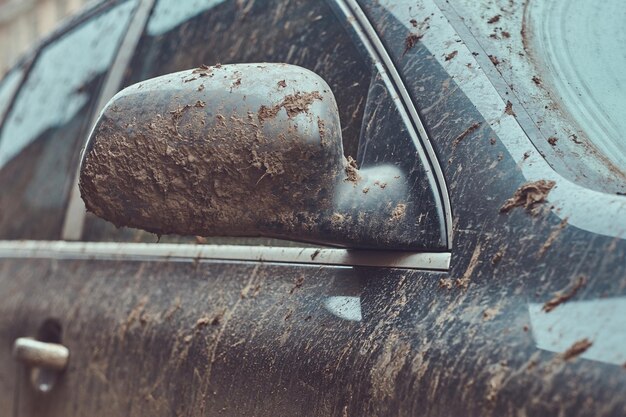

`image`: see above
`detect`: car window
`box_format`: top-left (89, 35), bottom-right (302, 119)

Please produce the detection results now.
top-left (0, 0), bottom-right (138, 239)
top-left (81, 0), bottom-right (375, 244)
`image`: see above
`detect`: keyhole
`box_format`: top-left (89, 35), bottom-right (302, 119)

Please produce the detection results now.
top-left (31, 319), bottom-right (64, 393)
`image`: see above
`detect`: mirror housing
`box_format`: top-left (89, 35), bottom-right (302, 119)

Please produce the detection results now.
top-left (80, 64), bottom-right (420, 249)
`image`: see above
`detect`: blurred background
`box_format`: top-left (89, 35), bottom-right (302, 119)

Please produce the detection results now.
top-left (0, 0), bottom-right (89, 75)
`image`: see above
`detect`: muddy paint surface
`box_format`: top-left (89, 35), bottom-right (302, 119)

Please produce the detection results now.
top-left (351, 1), bottom-right (626, 415)
top-left (437, 0), bottom-right (626, 194)
top-left (1, 226), bottom-right (625, 417)
top-left (1, 1), bottom-right (626, 416)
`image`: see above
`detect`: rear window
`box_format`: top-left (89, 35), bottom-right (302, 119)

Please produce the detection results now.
top-left (0, 1), bottom-right (137, 239)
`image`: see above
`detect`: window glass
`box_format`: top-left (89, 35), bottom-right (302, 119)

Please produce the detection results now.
top-left (0, 1), bottom-right (137, 239)
top-left (127, 0), bottom-right (371, 155)
top-left (83, 0), bottom-right (375, 244)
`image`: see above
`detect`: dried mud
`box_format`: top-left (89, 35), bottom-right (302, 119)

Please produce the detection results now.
top-left (500, 180), bottom-right (556, 215)
top-left (542, 275), bottom-right (586, 313)
top-left (258, 91), bottom-right (322, 122)
top-left (562, 338), bottom-right (593, 361)
top-left (452, 122), bottom-right (481, 147)
top-left (403, 33), bottom-right (423, 55)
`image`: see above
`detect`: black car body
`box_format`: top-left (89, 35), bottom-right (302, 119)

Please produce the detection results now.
top-left (0, 0), bottom-right (625, 416)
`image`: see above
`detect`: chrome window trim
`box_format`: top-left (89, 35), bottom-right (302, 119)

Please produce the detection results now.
top-left (0, 241), bottom-right (451, 271)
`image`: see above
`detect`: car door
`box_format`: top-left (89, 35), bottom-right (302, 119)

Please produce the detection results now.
top-left (0, 1), bottom-right (452, 416)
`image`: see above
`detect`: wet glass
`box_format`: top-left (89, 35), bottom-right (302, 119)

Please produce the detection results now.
top-left (0, 1), bottom-right (137, 239)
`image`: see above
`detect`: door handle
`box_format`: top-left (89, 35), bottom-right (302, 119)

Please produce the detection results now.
top-left (13, 337), bottom-right (69, 371)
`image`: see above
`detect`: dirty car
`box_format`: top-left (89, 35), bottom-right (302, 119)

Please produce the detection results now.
top-left (0, 0), bottom-right (625, 416)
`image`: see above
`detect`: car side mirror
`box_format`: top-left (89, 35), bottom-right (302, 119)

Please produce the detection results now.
top-left (80, 63), bottom-right (419, 249)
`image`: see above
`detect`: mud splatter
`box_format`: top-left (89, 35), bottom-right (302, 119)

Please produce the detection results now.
top-left (317, 117), bottom-right (326, 144)
top-left (403, 33), bottom-right (423, 56)
top-left (456, 243), bottom-right (482, 289)
top-left (345, 156), bottom-right (360, 183)
top-left (452, 122), bottom-right (481, 147)
top-left (195, 316), bottom-right (210, 328)
top-left (192, 64), bottom-right (214, 77)
top-left (542, 275), bottom-right (586, 312)
top-left (258, 91), bottom-right (322, 122)
top-left (289, 276), bottom-right (305, 294)
top-left (491, 250), bottom-right (503, 265)
top-left (483, 307), bottom-right (499, 321)
top-left (439, 278), bottom-right (453, 289)
top-left (537, 218), bottom-right (568, 258)
top-left (210, 311), bottom-right (223, 326)
top-left (562, 338), bottom-right (592, 361)
top-left (250, 149), bottom-right (285, 177)
top-left (445, 50), bottom-right (458, 61)
top-left (500, 180), bottom-right (556, 215)
top-left (391, 203), bottom-right (406, 220)
top-left (504, 100), bottom-right (516, 116)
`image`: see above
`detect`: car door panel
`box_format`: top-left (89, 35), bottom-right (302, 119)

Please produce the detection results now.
top-left (1, 256), bottom-right (431, 416)
top-left (1, 239), bottom-right (625, 417)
